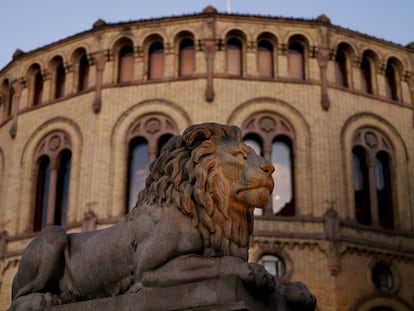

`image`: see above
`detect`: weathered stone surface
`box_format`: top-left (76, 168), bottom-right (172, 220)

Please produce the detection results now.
top-left (48, 277), bottom-right (289, 311)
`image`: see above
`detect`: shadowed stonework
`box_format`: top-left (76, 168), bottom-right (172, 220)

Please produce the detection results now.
top-left (8, 123), bottom-right (316, 311)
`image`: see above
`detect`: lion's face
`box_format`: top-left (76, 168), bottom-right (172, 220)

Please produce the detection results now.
top-left (217, 137), bottom-right (275, 213)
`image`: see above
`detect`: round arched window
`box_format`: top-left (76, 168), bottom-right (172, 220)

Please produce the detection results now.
top-left (258, 254), bottom-right (286, 277)
top-left (372, 263), bottom-right (393, 292)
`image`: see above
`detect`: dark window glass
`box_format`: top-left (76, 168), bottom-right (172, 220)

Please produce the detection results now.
top-left (258, 40), bottom-right (274, 78)
top-left (385, 63), bottom-right (398, 101)
top-left (360, 56), bottom-right (373, 94)
top-left (376, 152), bottom-right (393, 229)
top-left (7, 88), bottom-right (13, 117)
top-left (157, 134), bottom-right (173, 157)
top-left (353, 147), bottom-right (371, 225)
top-left (149, 42), bottom-right (164, 80)
top-left (288, 42), bottom-right (304, 80)
top-left (127, 138), bottom-right (149, 212)
top-left (55, 150), bottom-right (71, 226)
top-left (335, 49), bottom-right (348, 87)
top-left (118, 45), bottom-right (134, 82)
top-left (372, 263), bottom-right (393, 292)
top-left (34, 156), bottom-right (50, 231)
top-left (272, 139), bottom-right (294, 216)
top-left (226, 38), bottom-right (242, 76)
top-left (78, 54), bottom-right (89, 91)
top-left (55, 62), bottom-right (65, 99)
top-left (179, 39), bottom-right (195, 77)
top-left (33, 70), bottom-right (43, 106)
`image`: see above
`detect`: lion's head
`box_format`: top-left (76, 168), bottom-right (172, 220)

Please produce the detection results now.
top-left (128, 123), bottom-right (274, 260)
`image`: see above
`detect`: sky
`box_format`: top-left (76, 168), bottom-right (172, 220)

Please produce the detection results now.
top-left (1, 0), bottom-right (413, 69)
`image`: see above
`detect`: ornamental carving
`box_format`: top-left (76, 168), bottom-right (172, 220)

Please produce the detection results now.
top-left (127, 114), bottom-right (178, 142)
top-left (242, 112), bottom-right (294, 141)
top-left (35, 131), bottom-right (71, 160)
top-left (352, 128), bottom-right (392, 154)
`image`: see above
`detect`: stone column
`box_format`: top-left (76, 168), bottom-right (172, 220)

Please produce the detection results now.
top-left (93, 51), bottom-right (106, 113)
top-left (46, 159), bottom-right (59, 227)
top-left (9, 79), bottom-right (23, 139)
top-left (367, 157), bottom-right (379, 226)
top-left (317, 48), bottom-right (330, 111)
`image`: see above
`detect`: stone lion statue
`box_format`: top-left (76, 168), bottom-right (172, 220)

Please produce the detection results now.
top-left (9, 123), bottom-right (316, 310)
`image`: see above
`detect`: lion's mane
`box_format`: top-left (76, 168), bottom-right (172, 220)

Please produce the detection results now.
top-left (127, 123), bottom-right (251, 260)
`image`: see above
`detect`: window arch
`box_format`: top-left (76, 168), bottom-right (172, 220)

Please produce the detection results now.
top-left (73, 48), bottom-right (90, 92)
top-left (242, 113), bottom-right (295, 216)
top-left (148, 41), bottom-right (164, 80)
top-left (27, 64), bottom-right (43, 106)
top-left (178, 38), bottom-right (195, 77)
top-left (125, 115), bottom-right (178, 213)
top-left (335, 43), bottom-right (352, 88)
top-left (360, 50), bottom-right (377, 95)
top-left (226, 37), bottom-right (243, 76)
top-left (0, 79), bottom-right (12, 119)
top-left (118, 44), bottom-right (134, 83)
top-left (34, 131), bottom-right (72, 231)
top-left (288, 36), bottom-right (307, 80)
top-left (352, 128), bottom-right (394, 229)
top-left (257, 39), bottom-right (274, 78)
top-left (384, 58), bottom-right (402, 101)
top-left (50, 56), bottom-right (66, 99)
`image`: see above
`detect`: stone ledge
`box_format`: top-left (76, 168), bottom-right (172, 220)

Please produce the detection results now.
top-left (47, 277), bottom-right (290, 311)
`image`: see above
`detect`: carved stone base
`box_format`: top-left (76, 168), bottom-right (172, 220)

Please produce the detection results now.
top-left (48, 277), bottom-right (290, 311)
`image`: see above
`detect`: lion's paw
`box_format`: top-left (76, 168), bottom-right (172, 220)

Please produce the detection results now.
top-left (247, 263), bottom-right (276, 294)
top-left (126, 282), bottom-right (143, 294)
top-left (276, 279), bottom-right (316, 310)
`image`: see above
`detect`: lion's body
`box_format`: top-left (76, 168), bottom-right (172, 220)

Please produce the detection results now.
top-left (9, 123), bottom-right (316, 311)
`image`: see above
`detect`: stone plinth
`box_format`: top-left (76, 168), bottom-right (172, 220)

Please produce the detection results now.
top-left (47, 277), bottom-right (290, 311)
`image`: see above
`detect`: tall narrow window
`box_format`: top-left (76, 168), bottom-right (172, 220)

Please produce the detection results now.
top-left (272, 138), bottom-right (294, 216)
top-left (288, 42), bottom-right (304, 80)
top-left (33, 70), bottom-right (43, 106)
top-left (258, 255), bottom-right (286, 277)
top-left (179, 39), bottom-right (195, 77)
top-left (78, 54), bottom-right (89, 91)
top-left (7, 88), bottom-right (14, 117)
top-left (376, 152), bottom-right (393, 229)
top-left (385, 63), bottom-right (398, 101)
top-left (34, 132), bottom-right (72, 231)
top-left (148, 42), bottom-right (164, 80)
top-left (226, 38), bottom-right (242, 76)
top-left (258, 40), bottom-right (274, 78)
top-left (118, 45), bottom-right (134, 82)
top-left (360, 56), bottom-right (373, 94)
top-left (55, 62), bottom-right (66, 99)
top-left (127, 138), bottom-right (149, 212)
top-left (335, 49), bottom-right (348, 87)
top-left (55, 150), bottom-right (71, 226)
top-left (352, 147), bottom-right (371, 225)
top-left (34, 156), bottom-right (51, 231)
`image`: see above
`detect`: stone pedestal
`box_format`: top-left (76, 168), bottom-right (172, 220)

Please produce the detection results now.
top-left (48, 277), bottom-right (290, 311)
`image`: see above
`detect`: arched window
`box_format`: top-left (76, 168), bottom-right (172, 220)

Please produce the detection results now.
top-left (360, 53), bottom-right (374, 94)
top-left (127, 137), bottom-right (149, 212)
top-left (179, 38), bottom-right (195, 77)
top-left (242, 113), bottom-right (295, 217)
top-left (34, 155), bottom-right (51, 231)
top-left (352, 146), bottom-right (371, 225)
top-left (33, 132), bottom-right (72, 231)
top-left (258, 40), bottom-right (274, 78)
top-left (272, 138), bottom-right (294, 216)
top-left (258, 254), bottom-right (286, 277)
top-left (335, 48), bottom-right (348, 87)
top-left (226, 38), bottom-right (243, 76)
top-left (1, 80), bottom-right (11, 119)
top-left (126, 115), bottom-right (178, 213)
top-left (55, 61), bottom-right (66, 99)
top-left (288, 41), bottom-right (305, 80)
top-left (28, 64), bottom-right (44, 106)
top-left (148, 41), bottom-right (164, 80)
top-left (78, 53), bottom-right (89, 92)
top-left (376, 152), bottom-right (393, 229)
top-left (118, 45), bottom-right (134, 83)
top-left (385, 61), bottom-right (398, 101)
top-left (352, 128), bottom-right (394, 229)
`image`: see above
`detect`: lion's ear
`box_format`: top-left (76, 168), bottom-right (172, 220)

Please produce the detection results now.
top-left (185, 126), bottom-right (212, 148)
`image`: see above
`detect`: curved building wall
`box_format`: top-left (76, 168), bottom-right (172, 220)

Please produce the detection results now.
top-left (0, 8), bottom-right (413, 310)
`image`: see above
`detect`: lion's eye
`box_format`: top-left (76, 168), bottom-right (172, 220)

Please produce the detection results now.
top-left (232, 151), bottom-right (247, 160)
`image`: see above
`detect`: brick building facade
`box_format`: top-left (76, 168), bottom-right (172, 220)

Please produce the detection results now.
top-left (0, 6), bottom-right (413, 310)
